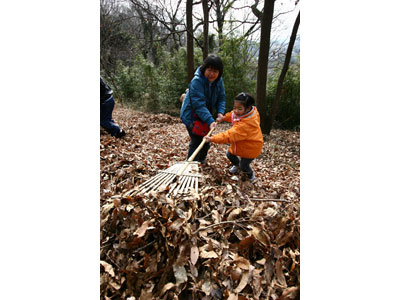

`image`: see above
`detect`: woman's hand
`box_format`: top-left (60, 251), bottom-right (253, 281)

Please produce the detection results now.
top-left (210, 122), bottom-right (217, 130)
top-left (204, 136), bottom-right (211, 143)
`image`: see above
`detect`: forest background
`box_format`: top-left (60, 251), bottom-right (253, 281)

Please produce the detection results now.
top-left (2, 1), bottom-right (400, 300)
top-left (100, 0), bottom-right (300, 133)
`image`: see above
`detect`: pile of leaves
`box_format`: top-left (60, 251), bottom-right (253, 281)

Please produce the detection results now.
top-left (100, 106), bottom-right (300, 300)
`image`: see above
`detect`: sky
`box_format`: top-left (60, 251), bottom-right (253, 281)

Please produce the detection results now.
top-left (191, 0), bottom-right (300, 43)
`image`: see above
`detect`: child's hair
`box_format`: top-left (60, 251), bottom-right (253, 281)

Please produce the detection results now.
top-left (234, 92), bottom-right (255, 108)
top-left (200, 54), bottom-right (224, 81)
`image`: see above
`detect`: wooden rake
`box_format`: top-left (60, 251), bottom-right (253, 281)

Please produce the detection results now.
top-left (133, 127), bottom-right (215, 197)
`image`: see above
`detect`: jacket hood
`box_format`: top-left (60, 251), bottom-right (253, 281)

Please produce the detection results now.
top-left (232, 106), bottom-right (260, 128)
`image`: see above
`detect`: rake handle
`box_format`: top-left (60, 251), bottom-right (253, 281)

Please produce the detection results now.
top-left (177, 127), bottom-right (215, 177)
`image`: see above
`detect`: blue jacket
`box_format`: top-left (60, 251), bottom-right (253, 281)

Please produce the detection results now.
top-left (180, 67), bottom-right (226, 127)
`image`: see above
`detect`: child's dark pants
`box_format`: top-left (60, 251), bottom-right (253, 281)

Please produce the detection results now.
top-left (187, 129), bottom-right (210, 162)
top-left (100, 95), bottom-right (122, 136)
top-left (226, 150), bottom-right (254, 176)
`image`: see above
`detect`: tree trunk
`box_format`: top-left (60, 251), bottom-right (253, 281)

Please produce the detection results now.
top-left (255, 0), bottom-right (275, 133)
top-left (214, 0), bottom-right (224, 49)
top-left (202, 0), bottom-right (209, 60)
top-left (265, 11), bottom-right (300, 134)
top-left (186, 0), bottom-right (194, 83)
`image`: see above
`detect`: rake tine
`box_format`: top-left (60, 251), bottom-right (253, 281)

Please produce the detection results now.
top-left (179, 176), bottom-right (189, 195)
top-left (184, 176), bottom-right (193, 194)
top-left (168, 182), bottom-right (178, 197)
top-left (136, 162), bottom-right (181, 192)
top-left (189, 176), bottom-right (195, 192)
top-left (173, 178), bottom-right (184, 197)
top-left (141, 172), bottom-right (173, 193)
top-left (153, 173), bottom-right (176, 192)
top-left (137, 167), bottom-right (173, 189)
top-left (163, 174), bottom-right (177, 189)
top-left (179, 175), bottom-right (190, 194)
top-left (137, 172), bottom-right (167, 191)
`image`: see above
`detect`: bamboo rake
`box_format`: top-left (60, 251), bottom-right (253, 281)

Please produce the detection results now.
top-left (134, 127), bottom-right (215, 196)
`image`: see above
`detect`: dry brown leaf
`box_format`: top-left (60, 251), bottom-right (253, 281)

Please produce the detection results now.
top-left (100, 108), bottom-right (300, 299)
top-left (160, 282), bottom-right (175, 296)
top-left (108, 279), bottom-right (121, 290)
top-left (227, 293), bottom-right (238, 300)
top-left (100, 260), bottom-right (115, 277)
top-left (278, 286), bottom-right (299, 300)
top-left (234, 271), bottom-right (250, 293)
top-left (230, 267), bottom-right (242, 281)
top-left (134, 219), bottom-right (152, 237)
top-left (139, 289), bottom-right (152, 300)
top-left (190, 245), bottom-right (199, 265)
top-left (168, 218), bottom-right (185, 231)
top-left (199, 250), bottom-right (218, 259)
top-left (252, 226), bottom-right (269, 247)
top-left (201, 279), bottom-right (212, 295)
top-left (238, 235), bottom-right (255, 251)
top-left (173, 264), bottom-right (188, 285)
top-left (275, 259), bottom-right (287, 288)
top-left (256, 258), bottom-right (266, 265)
top-left (234, 255), bottom-right (251, 270)
top-left (227, 208), bottom-right (242, 221)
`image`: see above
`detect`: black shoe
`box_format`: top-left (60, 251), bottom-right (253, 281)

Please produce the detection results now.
top-left (115, 129), bottom-right (126, 138)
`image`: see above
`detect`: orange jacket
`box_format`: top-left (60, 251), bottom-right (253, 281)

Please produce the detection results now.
top-left (210, 106), bottom-right (263, 158)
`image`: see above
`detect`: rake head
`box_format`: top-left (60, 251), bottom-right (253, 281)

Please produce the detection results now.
top-left (134, 161), bottom-right (201, 196)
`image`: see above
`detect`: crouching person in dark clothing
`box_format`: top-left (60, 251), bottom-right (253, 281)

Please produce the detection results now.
top-left (100, 77), bottom-right (125, 138)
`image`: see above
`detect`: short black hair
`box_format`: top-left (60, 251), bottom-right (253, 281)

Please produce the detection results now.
top-left (234, 92), bottom-right (255, 108)
top-left (200, 54), bottom-right (224, 81)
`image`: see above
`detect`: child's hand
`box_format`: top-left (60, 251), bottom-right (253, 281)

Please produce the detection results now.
top-left (204, 136), bottom-right (211, 143)
top-left (216, 113), bottom-right (224, 123)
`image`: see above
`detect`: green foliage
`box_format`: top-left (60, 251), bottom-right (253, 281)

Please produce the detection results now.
top-left (114, 49), bottom-right (189, 114)
top-left (105, 38), bottom-right (299, 130)
top-left (219, 37), bottom-right (257, 110)
top-left (267, 62), bottom-right (300, 130)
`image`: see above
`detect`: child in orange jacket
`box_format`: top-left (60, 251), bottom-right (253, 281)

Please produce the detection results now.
top-left (204, 92), bottom-right (263, 181)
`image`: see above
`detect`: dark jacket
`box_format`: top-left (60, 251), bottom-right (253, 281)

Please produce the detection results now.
top-left (100, 77), bottom-right (113, 104)
top-left (180, 67), bottom-right (226, 127)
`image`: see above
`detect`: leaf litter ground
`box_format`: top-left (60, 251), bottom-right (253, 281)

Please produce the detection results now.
top-left (100, 106), bottom-right (300, 300)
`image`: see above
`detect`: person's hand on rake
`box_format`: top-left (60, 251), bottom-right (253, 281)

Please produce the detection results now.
top-left (216, 113), bottom-right (224, 123)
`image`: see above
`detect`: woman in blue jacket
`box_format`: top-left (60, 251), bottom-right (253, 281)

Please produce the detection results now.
top-left (180, 54), bottom-right (226, 163)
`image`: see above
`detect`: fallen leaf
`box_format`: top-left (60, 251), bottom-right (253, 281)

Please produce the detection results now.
top-left (190, 245), bottom-right (199, 265)
top-left (252, 226), bottom-right (269, 247)
top-left (234, 255), bottom-right (251, 270)
top-left (230, 267), bottom-right (242, 281)
top-left (227, 293), bottom-right (238, 300)
top-left (234, 271), bottom-right (250, 293)
top-left (168, 218), bottom-right (185, 231)
top-left (238, 235), bottom-right (254, 251)
top-left (134, 220), bottom-right (152, 237)
top-left (199, 250), bottom-right (218, 259)
top-left (278, 286), bottom-right (299, 300)
top-left (275, 259), bottom-right (287, 288)
top-left (100, 260), bottom-right (115, 277)
top-left (173, 264), bottom-right (188, 285)
top-left (227, 208), bottom-right (242, 221)
top-left (160, 282), bottom-right (175, 296)
top-left (201, 279), bottom-right (212, 296)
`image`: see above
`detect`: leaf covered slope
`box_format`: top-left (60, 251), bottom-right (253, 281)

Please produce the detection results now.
top-left (100, 106), bottom-right (300, 300)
